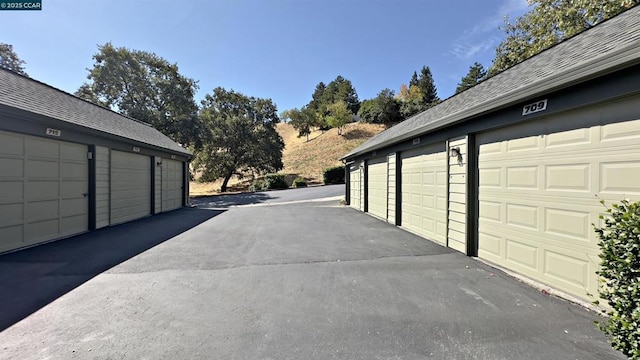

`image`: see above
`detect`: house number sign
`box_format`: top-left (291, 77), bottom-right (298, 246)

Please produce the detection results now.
top-left (522, 99), bottom-right (548, 116)
top-left (46, 128), bottom-right (61, 137)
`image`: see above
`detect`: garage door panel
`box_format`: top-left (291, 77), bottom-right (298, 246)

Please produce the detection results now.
top-left (61, 215), bottom-right (88, 235)
top-left (26, 181), bottom-right (58, 200)
top-left (26, 160), bottom-right (58, 178)
top-left (0, 132), bottom-right (24, 154)
top-left (545, 164), bottom-right (591, 192)
top-left (0, 158), bottom-right (23, 177)
top-left (61, 143), bottom-right (87, 161)
top-left (61, 198), bottom-right (87, 217)
top-left (505, 239), bottom-right (538, 271)
top-left (601, 118), bottom-right (640, 141)
top-left (0, 226), bottom-right (23, 250)
top-left (478, 232), bottom-right (501, 258)
top-left (26, 138), bottom-right (59, 158)
top-left (545, 128), bottom-right (591, 148)
top-left (26, 219), bottom-right (59, 243)
top-left (62, 162), bottom-right (87, 179)
top-left (600, 161), bottom-right (640, 194)
top-left (544, 250), bottom-right (590, 285)
top-left (1, 203), bottom-right (23, 226)
top-left (61, 181), bottom-right (86, 198)
top-left (27, 200), bottom-right (58, 222)
top-left (544, 208), bottom-right (591, 241)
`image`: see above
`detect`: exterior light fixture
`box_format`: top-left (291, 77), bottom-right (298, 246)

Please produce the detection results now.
top-left (450, 147), bottom-right (461, 158)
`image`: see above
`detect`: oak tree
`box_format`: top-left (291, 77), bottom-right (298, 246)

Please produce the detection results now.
top-left (193, 88), bottom-right (284, 192)
top-left (0, 43), bottom-right (27, 75)
top-left (76, 43), bottom-right (202, 147)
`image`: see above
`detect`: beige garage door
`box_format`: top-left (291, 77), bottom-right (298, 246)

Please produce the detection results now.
top-left (111, 150), bottom-right (151, 225)
top-left (0, 131), bottom-right (88, 253)
top-left (349, 162), bottom-right (362, 211)
top-left (401, 143), bottom-right (447, 244)
top-left (477, 96), bottom-right (640, 300)
top-left (161, 158), bottom-right (183, 212)
top-left (367, 156), bottom-right (388, 219)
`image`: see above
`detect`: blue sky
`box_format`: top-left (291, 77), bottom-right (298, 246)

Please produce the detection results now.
top-left (0, 0), bottom-right (530, 112)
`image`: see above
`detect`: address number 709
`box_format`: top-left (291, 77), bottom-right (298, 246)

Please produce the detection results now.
top-left (522, 99), bottom-right (548, 116)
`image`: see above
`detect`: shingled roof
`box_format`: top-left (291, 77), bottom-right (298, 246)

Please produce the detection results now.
top-left (343, 5), bottom-right (640, 160)
top-left (0, 68), bottom-right (191, 156)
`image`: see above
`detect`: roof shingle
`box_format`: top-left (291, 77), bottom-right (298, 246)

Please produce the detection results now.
top-left (0, 69), bottom-right (191, 156)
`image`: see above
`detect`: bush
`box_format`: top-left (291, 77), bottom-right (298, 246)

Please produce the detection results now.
top-left (593, 199), bottom-right (640, 359)
top-left (262, 174), bottom-right (288, 190)
top-left (323, 165), bottom-right (345, 184)
top-left (249, 179), bottom-right (265, 192)
top-left (292, 177), bottom-right (307, 188)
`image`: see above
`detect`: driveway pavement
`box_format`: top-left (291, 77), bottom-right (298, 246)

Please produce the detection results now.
top-left (0, 188), bottom-right (623, 359)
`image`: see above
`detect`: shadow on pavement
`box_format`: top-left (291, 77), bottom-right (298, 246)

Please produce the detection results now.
top-left (0, 207), bottom-right (224, 332)
top-left (191, 191), bottom-right (274, 208)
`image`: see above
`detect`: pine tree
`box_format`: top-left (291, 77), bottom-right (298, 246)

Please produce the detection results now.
top-left (455, 62), bottom-right (487, 94)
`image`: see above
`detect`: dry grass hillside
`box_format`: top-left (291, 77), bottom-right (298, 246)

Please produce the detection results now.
top-left (190, 122), bottom-right (385, 196)
top-left (279, 122), bottom-right (385, 183)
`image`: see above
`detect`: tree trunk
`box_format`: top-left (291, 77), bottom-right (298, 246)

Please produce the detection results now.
top-left (220, 172), bottom-right (233, 193)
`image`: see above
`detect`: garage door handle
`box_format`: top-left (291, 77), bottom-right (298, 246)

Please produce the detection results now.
top-left (82, 193), bottom-right (88, 197)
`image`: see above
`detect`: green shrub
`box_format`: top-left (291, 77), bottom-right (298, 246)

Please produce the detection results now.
top-left (593, 199), bottom-right (640, 359)
top-left (323, 165), bottom-right (345, 184)
top-left (263, 174), bottom-right (288, 190)
top-left (249, 179), bottom-right (265, 192)
top-left (292, 177), bottom-right (307, 188)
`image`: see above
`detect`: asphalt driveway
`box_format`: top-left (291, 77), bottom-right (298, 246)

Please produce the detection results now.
top-left (0, 189), bottom-right (623, 359)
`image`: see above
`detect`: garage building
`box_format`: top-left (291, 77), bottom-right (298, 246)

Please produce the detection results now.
top-left (343, 7), bottom-right (640, 302)
top-left (0, 68), bottom-right (191, 254)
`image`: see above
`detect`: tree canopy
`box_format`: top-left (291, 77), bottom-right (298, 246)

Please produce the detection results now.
top-left (490, 0), bottom-right (638, 75)
top-left (0, 43), bottom-right (27, 75)
top-left (358, 88), bottom-right (402, 127)
top-left (76, 43), bottom-right (202, 147)
top-left (397, 66), bottom-right (439, 119)
top-left (306, 75), bottom-right (360, 130)
top-left (456, 62), bottom-right (487, 94)
top-left (281, 106), bottom-right (318, 141)
top-left (193, 87), bottom-right (284, 192)
top-left (326, 100), bottom-right (352, 135)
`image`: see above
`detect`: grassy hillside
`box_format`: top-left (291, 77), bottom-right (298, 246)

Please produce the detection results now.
top-left (190, 122), bottom-right (385, 195)
top-left (279, 122), bottom-right (385, 183)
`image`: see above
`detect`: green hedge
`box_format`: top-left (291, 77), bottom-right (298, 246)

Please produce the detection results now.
top-left (593, 199), bottom-right (640, 359)
top-left (323, 166), bottom-right (345, 184)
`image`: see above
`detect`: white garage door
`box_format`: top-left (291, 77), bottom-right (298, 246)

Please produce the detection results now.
top-left (161, 158), bottom-right (183, 212)
top-left (349, 162), bottom-right (362, 210)
top-left (477, 97), bottom-right (640, 300)
top-left (111, 150), bottom-right (151, 225)
top-left (367, 156), bottom-right (388, 219)
top-left (401, 144), bottom-right (447, 245)
top-left (0, 131), bottom-right (88, 253)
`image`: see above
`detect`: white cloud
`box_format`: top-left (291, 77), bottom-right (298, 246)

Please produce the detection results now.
top-left (448, 0), bottom-right (530, 60)
top-left (450, 36), bottom-right (501, 60)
